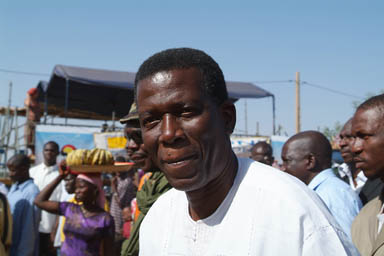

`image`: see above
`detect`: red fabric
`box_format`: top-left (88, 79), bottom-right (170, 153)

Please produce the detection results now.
top-left (27, 87), bottom-right (38, 96)
top-left (122, 221), bottom-right (132, 239)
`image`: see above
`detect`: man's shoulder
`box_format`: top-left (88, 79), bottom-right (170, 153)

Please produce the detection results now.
top-left (351, 195), bottom-right (381, 248)
top-left (319, 173), bottom-right (360, 200)
top-left (22, 180), bottom-right (40, 196)
top-left (352, 196), bottom-right (380, 235)
top-left (29, 163), bottom-right (44, 177)
top-left (30, 162), bottom-right (44, 170)
top-left (355, 196), bottom-right (381, 220)
top-left (140, 188), bottom-right (182, 234)
top-left (239, 158), bottom-right (314, 199)
top-left (148, 188), bottom-right (183, 208)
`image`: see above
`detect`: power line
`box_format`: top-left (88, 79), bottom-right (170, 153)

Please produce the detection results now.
top-left (301, 81), bottom-right (363, 100)
top-left (251, 79), bottom-right (363, 99)
top-left (0, 68), bottom-right (50, 77)
top-left (252, 80), bottom-right (294, 84)
top-left (0, 68), bottom-right (367, 100)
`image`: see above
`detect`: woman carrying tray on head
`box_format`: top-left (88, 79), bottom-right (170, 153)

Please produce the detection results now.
top-left (34, 161), bottom-right (115, 256)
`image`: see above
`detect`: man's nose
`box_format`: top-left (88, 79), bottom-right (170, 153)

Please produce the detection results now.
top-left (159, 114), bottom-right (183, 145)
top-left (339, 138), bottom-right (347, 147)
top-left (126, 138), bottom-right (139, 150)
top-left (351, 138), bottom-right (362, 154)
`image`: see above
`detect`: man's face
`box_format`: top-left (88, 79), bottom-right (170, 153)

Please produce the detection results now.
top-left (64, 174), bottom-right (77, 194)
top-left (124, 124), bottom-right (152, 171)
top-left (8, 164), bottom-right (29, 183)
top-left (251, 145), bottom-right (273, 165)
top-left (43, 143), bottom-right (59, 166)
top-left (339, 121), bottom-right (354, 163)
top-left (351, 108), bottom-right (384, 179)
top-left (281, 140), bottom-right (310, 184)
top-left (137, 68), bottom-right (235, 192)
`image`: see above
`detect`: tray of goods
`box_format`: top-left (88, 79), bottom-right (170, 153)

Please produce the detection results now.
top-left (66, 148), bottom-right (134, 173)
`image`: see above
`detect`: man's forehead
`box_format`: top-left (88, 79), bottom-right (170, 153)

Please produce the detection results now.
top-left (124, 120), bottom-right (140, 129)
top-left (285, 139), bottom-right (307, 154)
top-left (44, 144), bottom-right (56, 150)
top-left (352, 108), bottom-right (382, 132)
top-left (136, 68), bottom-right (205, 110)
top-left (341, 120), bottom-right (352, 135)
top-left (150, 71), bottom-right (173, 84)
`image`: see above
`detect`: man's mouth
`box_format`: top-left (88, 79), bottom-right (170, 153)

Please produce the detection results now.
top-left (353, 157), bottom-right (364, 167)
top-left (131, 154), bottom-right (146, 162)
top-left (162, 154), bottom-right (197, 166)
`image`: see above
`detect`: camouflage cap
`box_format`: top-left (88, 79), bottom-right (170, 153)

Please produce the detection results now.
top-left (119, 102), bottom-right (139, 124)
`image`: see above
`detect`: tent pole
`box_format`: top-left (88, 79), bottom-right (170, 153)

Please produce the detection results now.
top-left (44, 87), bottom-right (48, 124)
top-left (272, 95), bottom-right (276, 135)
top-left (65, 78), bottom-right (69, 125)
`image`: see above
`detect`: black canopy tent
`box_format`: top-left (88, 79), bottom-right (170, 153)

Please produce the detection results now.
top-left (38, 65), bottom-right (276, 134)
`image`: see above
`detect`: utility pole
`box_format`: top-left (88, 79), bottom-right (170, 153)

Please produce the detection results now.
top-left (256, 121), bottom-right (259, 136)
top-left (244, 99), bottom-right (248, 135)
top-left (295, 72), bottom-right (301, 133)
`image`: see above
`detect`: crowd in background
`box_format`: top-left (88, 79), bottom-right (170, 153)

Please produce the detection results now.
top-left (1, 48), bottom-right (384, 255)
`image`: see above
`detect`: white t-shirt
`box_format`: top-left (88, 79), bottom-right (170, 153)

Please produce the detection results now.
top-left (140, 158), bottom-right (359, 256)
top-left (54, 182), bottom-right (71, 247)
top-left (30, 162), bottom-right (62, 233)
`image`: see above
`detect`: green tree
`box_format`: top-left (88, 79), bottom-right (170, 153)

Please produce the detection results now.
top-left (320, 121), bottom-right (342, 142)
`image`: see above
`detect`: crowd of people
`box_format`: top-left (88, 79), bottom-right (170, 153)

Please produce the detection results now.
top-left (1, 47), bottom-right (384, 255)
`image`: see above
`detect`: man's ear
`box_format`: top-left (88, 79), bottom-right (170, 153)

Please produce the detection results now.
top-left (306, 153), bottom-right (316, 170)
top-left (220, 100), bottom-right (236, 135)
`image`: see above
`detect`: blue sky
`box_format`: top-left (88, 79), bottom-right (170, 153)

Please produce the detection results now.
top-left (1, 1), bottom-right (383, 136)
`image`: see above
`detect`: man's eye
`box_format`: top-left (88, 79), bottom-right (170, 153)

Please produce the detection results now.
top-left (181, 108), bottom-right (199, 118)
top-left (181, 111), bottom-right (194, 118)
top-left (143, 117), bottom-right (160, 128)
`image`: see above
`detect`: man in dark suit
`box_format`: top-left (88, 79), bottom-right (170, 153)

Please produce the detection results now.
top-left (351, 94), bottom-right (384, 255)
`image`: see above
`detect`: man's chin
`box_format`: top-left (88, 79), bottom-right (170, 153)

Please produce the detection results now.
top-left (167, 177), bottom-right (201, 192)
top-left (362, 169), bottom-right (382, 180)
top-left (133, 158), bottom-right (146, 168)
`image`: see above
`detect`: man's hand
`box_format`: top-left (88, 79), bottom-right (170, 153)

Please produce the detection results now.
top-left (59, 159), bottom-right (70, 177)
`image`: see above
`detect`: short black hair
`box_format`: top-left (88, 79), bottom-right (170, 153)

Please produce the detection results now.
top-left (44, 141), bottom-right (59, 152)
top-left (251, 141), bottom-right (273, 156)
top-left (134, 48), bottom-right (228, 105)
top-left (357, 93), bottom-right (384, 118)
top-left (7, 154), bottom-right (31, 168)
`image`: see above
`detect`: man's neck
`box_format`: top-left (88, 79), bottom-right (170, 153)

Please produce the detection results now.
top-left (346, 162), bottom-right (359, 178)
top-left (186, 153), bottom-right (238, 221)
top-left (16, 177), bottom-right (30, 185)
top-left (44, 161), bottom-right (56, 167)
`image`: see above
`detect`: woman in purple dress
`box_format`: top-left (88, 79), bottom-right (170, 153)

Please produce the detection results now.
top-left (34, 164), bottom-right (114, 256)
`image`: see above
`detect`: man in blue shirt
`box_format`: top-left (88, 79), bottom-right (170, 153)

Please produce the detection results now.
top-left (7, 154), bottom-right (41, 256)
top-left (281, 130), bottom-right (362, 239)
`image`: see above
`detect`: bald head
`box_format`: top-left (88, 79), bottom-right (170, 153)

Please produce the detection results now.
top-left (250, 141), bottom-right (274, 165)
top-left (281, 131), bottom-right (332, 184)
